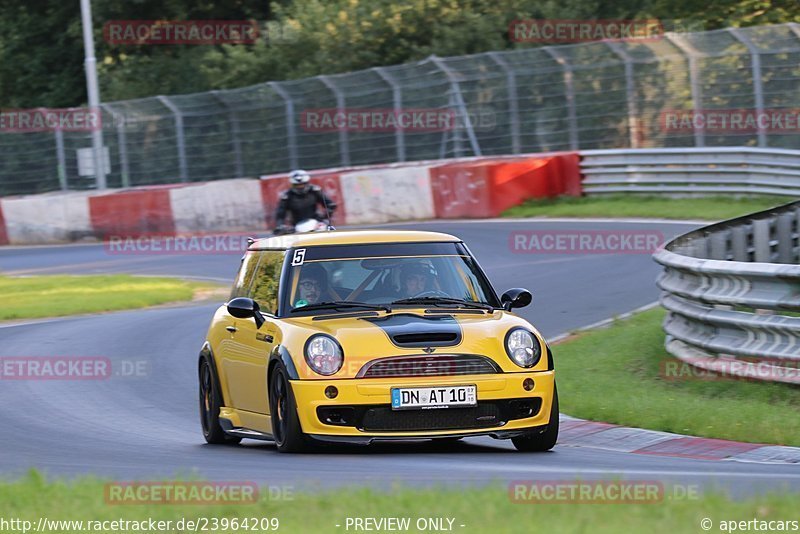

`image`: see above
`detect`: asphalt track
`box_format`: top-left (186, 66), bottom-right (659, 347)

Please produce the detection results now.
top-left (1, 219), bottom-right (798, 496)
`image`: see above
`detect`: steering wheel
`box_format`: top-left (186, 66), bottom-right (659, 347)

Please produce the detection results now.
top-left (412, 290), bottom-right (450, 298)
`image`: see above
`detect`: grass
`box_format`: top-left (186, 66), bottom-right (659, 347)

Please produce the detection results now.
top-left (503, 194), bottom-right (793, 220)
top-left (0, 275), bottom-right (224, 320)
top-left (555, 308), bottom-right (800, 446)
top-left (1, 472), bottom-right (798, 533)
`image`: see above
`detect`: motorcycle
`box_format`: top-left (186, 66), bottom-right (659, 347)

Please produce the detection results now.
top-left (273, 218), bottom-right (332, 235)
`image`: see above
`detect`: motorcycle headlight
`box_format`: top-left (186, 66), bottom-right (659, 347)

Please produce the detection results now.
top-left (505, 328), bottom-right (541, 368)
top-left (304, 335), bottom-right (344, 376)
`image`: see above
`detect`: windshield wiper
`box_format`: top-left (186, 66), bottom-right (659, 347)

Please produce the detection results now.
top-left (289, 301), bottom-right (392, 313)
top-left (390, 297), bottom-right (494, 311)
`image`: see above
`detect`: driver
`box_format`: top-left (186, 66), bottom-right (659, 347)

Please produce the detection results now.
top-left (398, 262), bottom-right (437, 297)
top-left (295, 263), bottom-right (330, 306)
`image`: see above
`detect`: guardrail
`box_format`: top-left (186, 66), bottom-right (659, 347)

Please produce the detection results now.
top-left (581, 147), bottom-right (800, 196)
top-left (653, 200), bottom-right (800, 384)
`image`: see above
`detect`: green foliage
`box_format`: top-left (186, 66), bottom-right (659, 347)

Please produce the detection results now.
top-left (555, 308), bottom-right (800, 446)
top-left (0, 274), bottom-right (221, 319)
top-left (1, 0), bottom-right (799, 107)
top-left (1, 471), bottom-right (800, 533)
top-left (503, 194), bottom-right (792, 220)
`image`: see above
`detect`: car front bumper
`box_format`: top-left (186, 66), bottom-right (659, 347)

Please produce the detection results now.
top-left (290, 370), bottom-right (555, 440)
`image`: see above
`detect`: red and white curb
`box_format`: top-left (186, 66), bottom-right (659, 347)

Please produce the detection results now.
top-left (557, 414), bottom-right (800, 464)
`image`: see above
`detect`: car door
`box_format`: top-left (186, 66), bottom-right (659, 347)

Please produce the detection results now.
top-left (220, 250), bottom-right (284, 415)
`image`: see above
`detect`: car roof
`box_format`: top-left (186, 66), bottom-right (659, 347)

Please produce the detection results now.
top-left (250, 229), bottom-right (460, 250)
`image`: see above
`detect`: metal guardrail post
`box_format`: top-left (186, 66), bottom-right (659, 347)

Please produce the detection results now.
top-left (268, 82), bottom-right (299, 170)
top-left (373, 67), bottom-right (406, 162)
top-left (101, 104), bottom-right (130, 188)
top-left (319, 75), bottom-right (350, 167)
top-left (157, 95), bottom-right (188, 182)
top-left (665, 33), bottom-right (705, 147)
top-left (728, 28), bottom-right (767, 148)
top-left (605, 42), bottom-right (640, 149)
top-left (210, 90), bottom-right (244, 179)
top-left (54, 128), bottom-right (67, 191)
top-left (430, 56), bottom-right (482, 157)
top-left (487, 52), bottom-right (521, 154)
top-left (543, 47), bottom-right (579, 151)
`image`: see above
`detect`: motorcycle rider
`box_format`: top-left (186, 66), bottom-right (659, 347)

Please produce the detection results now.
top-left (274, 170), bottom-right (337, 233)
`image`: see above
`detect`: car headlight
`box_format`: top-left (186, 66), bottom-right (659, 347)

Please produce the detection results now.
top-left (304, 335), bottom-right (344, 376)
top-left (505, 328), bottom-right (541, 368)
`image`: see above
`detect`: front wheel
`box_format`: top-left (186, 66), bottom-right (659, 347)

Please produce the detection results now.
top-left (512, 385), bottom-right (559, 452)
top-left (199, 358), bottom-right (241, 445)
top-left (269, 364), bottom-right (311, 453)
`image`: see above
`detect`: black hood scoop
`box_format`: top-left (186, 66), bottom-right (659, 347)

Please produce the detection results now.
top-left (363, 314), bottom-right (462, 348)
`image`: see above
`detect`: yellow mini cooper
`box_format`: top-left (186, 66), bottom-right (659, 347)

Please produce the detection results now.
top-left (198, 230), bottom-right (558, 453)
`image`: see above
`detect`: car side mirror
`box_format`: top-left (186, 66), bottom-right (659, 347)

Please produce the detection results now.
top-left (227, 297), bottom-right (265, 329)
top-left (501, 288), bottom-right (532, 311)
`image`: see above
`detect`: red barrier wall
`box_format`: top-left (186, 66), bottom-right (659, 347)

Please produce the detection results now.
top-left (0, 203), bottom-right (8, 245)
top-left (260, 172), bottom-right (346, 228)
top-left (89, 189), bottom-right (175, 237)
top-left (429, 154), bottom-right (581, 218)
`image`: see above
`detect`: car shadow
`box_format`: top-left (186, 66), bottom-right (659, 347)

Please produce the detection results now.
top-left (202, 437), bottom-right (556, 456)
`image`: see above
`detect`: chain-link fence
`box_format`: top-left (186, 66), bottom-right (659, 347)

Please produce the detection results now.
top-left (2, 22), bottom-right (800, 196)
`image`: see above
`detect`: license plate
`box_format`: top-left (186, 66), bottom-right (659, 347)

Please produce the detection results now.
top-left (391, 385), bottom-right (477, 410)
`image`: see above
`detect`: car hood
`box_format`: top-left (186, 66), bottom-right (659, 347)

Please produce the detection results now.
top-left (279, 310), bottom-right (547, 378)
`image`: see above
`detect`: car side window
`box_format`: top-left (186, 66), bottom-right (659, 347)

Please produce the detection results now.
top-left (250, 250), bottom-right (286, 315)
top-left (230, 251), bottom-right (262, 300)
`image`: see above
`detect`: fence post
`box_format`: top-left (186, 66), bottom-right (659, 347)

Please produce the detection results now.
top-left (543, 47), bottom-right (579, 150)
top-left (101, 103), bottom-right (130, 188)
top-left (728, 28), bottom-right (767, 148)
top-left (487, 52), bottom-right (520, 154)
top-left (210, 90), bottom-right (244, 178)
top-left (319, 75), bottom-right (350, 167)
top-left (430, 56), bottom-right (482, 157)
top-left (268, 82), bottom-right (299, 170)
top-left (157, 95), bottom-right (188, 182)
top-left (605, 42), bottom-right (640, 149)
top-left (373, 67), bottom-right (406, 162)
top-left (54, 128), bottom-right (67, 191)
top-left (665, 33), bottom-right (705, 147)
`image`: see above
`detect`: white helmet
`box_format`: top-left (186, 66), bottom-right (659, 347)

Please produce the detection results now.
top-left (289, 169), bottom-right (311, 186)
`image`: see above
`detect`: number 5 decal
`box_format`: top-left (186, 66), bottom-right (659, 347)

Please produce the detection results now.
top-left (291, 248), bottom-right (306, 266)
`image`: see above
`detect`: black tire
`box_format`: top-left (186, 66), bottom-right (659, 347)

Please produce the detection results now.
top-left (269, 364), bottom-right (311, 453)
top-left (512, 385), bottom-right (559, 452)
top-left (199, 357), bottom-right (241, 445)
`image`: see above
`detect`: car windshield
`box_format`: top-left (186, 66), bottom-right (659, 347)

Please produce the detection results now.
top-left (282, 242), bottom-right (498, 313)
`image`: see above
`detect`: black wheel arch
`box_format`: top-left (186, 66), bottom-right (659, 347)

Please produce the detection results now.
top-left (199, 342), bottom-right (229, 406)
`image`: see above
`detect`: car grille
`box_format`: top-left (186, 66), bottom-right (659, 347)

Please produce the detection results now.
top-left (316, 398), bottom-right (541, 432)
top-left (357, 354), bottom-right (501, 378)
top-left (362, 404), bottom-right (502, 431)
